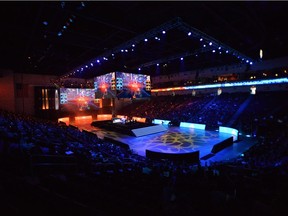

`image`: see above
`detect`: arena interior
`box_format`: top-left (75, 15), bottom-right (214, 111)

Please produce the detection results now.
top-left (0, 2), bottom-right (288, 216)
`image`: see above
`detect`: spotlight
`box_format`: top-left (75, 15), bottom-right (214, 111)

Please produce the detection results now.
top-left (162, 30), bottom-right (166, 34)
top-left (188, 32), bottom-right (191, 36)
top-left (200, 38), bottom-right (203, 41)
top-left (260, 49), bottom-right (263, 59)
top-left (209, 42), bottom-right (212, 46)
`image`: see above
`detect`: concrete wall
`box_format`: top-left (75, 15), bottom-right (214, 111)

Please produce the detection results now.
top-left (0, 71), bottom-right (58, 115)
top-left (0, 69), bottom-right (15, 112)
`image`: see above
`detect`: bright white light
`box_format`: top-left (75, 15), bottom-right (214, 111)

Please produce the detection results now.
top-left (144, 38), bottom-right (148, 42)
top-left (250, 86), bottom-right (256, 95)
top-left (162, 30), bottom-right (166, 34)
top-left (188, 32), bottom-right (192, 36)
top-left (260, 49), bottom-right (263, 59)
top-left (209, 42), bottom-right (212, 46)
top-left (180, 57), bottom-right (183, 60)
top-left (200, 38), bottom-right (203, 41)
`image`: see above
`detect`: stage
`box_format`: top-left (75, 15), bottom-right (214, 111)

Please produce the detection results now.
top-left (74, 120), bottom-right (256, 165)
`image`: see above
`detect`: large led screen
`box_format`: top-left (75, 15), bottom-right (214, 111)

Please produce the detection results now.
top-left (59, 88), bottom-right (98, 112)
top-left (115, 72), bottom-right (151, 98)
top-left (94, 72), bottom-right (116, 99)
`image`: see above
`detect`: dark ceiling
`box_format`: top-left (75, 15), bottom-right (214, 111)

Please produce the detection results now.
top-left (1, 1), bottom-right (288, 79)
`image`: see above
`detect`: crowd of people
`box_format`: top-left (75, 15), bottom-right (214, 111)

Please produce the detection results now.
top-left (0, 90), bottom-right (288, 216)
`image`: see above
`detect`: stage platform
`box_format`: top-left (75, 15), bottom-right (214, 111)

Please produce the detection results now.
top-left (75, 121), bottom-right (256, 165)
top-left (91, 120), bottom-right (167, 137)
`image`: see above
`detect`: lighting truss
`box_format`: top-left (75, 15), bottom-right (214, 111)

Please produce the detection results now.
top-left (64, 17), bottom-right (255, 79)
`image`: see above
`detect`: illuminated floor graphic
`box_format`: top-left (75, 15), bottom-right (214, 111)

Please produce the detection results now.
top-left (75, 123), bottom-right (256, 165)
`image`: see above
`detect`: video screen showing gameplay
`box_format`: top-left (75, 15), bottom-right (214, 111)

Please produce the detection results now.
top-left (93, 72), bottom-right (151, 99)
top-left (115, 72), bottom-right (151, 98)
top-left (59, 88), bottom-right (98, 112)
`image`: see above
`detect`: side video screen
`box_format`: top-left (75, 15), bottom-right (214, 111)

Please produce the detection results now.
top-left (60, 88), bottom-right (98, 112)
